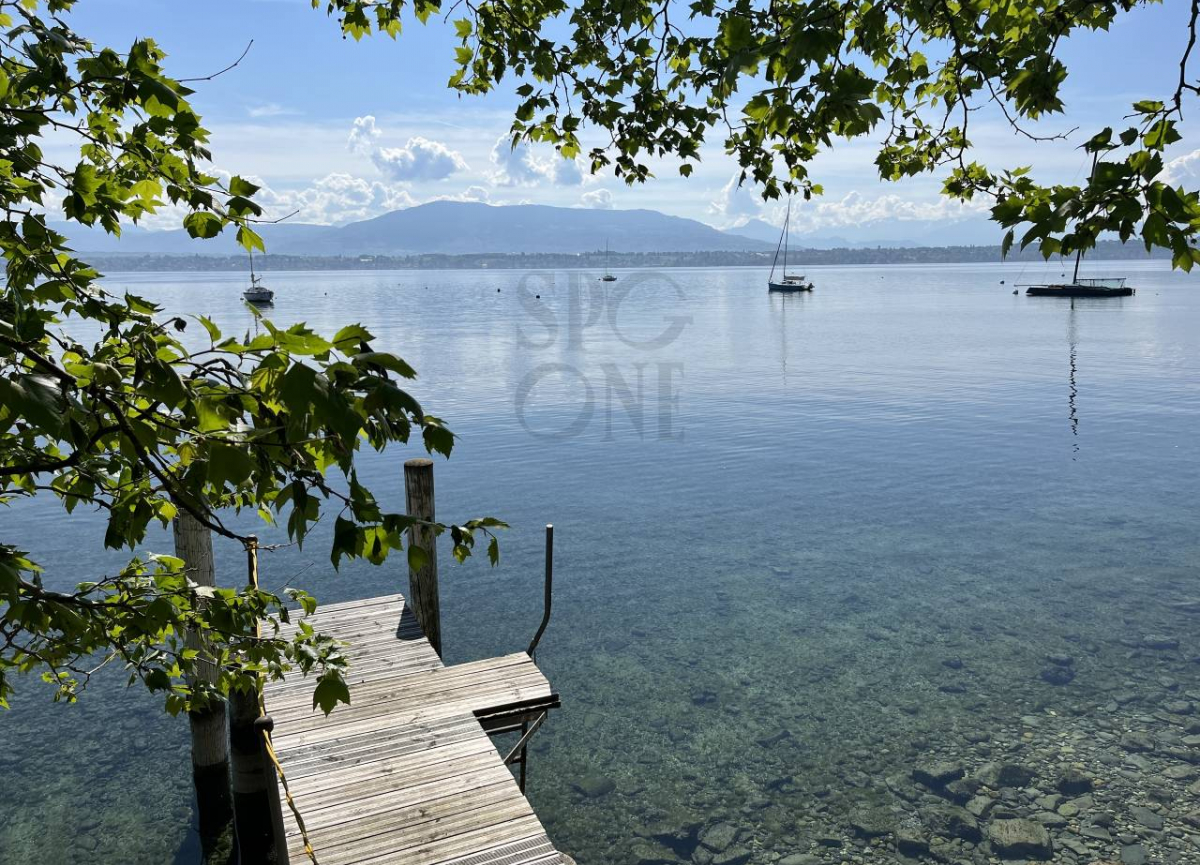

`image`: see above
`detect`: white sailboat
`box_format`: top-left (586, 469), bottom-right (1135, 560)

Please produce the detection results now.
top-left (768, 200), bottom-right (812, 292)
top-left (242, 249), bottom-right (274, 304)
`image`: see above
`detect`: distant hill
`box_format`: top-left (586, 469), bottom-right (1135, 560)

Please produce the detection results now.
top-left (49, 220), bottom-right (331, 255)
top-left (54, 201), bottom-right (772, 256)
top-left (724, 218), bottom-right (783, 245)
top-left (724, 214), bottom-right (1005, 249)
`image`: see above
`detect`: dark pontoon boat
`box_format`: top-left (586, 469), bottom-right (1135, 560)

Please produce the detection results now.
top-left (1023, 155), bottom-right (1134, 298)
top-left (1025, 277), bottom-right (1134, 298)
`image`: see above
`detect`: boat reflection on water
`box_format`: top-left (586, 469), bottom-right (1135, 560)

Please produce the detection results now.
top-left (768, 284), bottom-right (811, 386)
top-left (1067, 299), bottom-right (1080, 459)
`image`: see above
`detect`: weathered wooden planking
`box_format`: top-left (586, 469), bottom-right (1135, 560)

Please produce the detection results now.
top-left (263, 593), bottom-right (564, 865)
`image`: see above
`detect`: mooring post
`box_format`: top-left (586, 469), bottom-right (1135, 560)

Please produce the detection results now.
top-left (172, 512), bottom-right (232, 850)
top-left (229, 537), bottom-right (289, 864)
top-left (404, 458), bottom-right (442, 657)
top-left (230, 687), bottom-right (283, 863)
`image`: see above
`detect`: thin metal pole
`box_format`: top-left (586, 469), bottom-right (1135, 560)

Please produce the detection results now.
top-left (519, 720), bottom-right (529, 792)
top-left (527, 524), bottom-right (554, 658)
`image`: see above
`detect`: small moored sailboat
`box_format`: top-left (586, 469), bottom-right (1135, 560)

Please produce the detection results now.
top-left (768, 200), bottom-right (812, 292)
top-left (600, 240), bottom-right (617, 282)
top-left (243, 249), bottom-right (274, 305)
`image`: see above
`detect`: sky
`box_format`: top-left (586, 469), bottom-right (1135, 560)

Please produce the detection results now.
top-left (60, 0), bottom-right (1200, 238)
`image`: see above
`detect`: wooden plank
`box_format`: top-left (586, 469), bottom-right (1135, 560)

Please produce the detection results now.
top-left (282, 593), bottom-right (405, 618)
top-left (372, 817), bottom-right (547, 865)
top-left (427, 835), bottom-right (560, 865)
top-left (266, 654), bottom-right (543, 718)
top-left (269, 675), bottom-right (550, 732)
top-left (266, 653), bottom-right (531, 709)
top-left (268, 658), bottom-right (546, 720)
top-left (277, 716), bottom-right (486, 772)
top-left (265, 651), bottom-right (442, 699)
top-left (290, 772), bottom-right (519, 832)
top-left (275, 610), bottom-right (418, 645)
top-left (293, 799), bottom-right (538, 865)
top-left (286, 743), bottom-right (505, 803)
top-left (271, 685), bottom-right (552, 751)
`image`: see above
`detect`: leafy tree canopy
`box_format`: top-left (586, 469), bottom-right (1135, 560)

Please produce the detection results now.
top-left (0, 0), bottom-right (501, 715)
top-left (324, 0), bottom-right (1200, 268)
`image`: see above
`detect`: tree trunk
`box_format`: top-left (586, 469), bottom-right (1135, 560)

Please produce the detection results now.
top-left (173, 513), bottom-right (232, 854)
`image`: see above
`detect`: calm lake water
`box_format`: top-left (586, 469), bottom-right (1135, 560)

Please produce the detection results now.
top-left (2, 261), bottom-right (1198, 863)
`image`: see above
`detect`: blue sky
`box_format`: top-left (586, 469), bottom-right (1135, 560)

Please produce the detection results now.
top-left (64, 1), bottom-right (1200, 238)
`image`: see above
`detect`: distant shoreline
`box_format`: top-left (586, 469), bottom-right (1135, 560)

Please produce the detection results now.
top-left (83, 240), bottom-right (1169, 273)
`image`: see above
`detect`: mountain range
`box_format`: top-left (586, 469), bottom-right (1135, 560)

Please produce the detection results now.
top-left (723, 215), bottom-right (1003, 249)
top-left (54, 201), bottom-right (771, 257)
top-left (52, 200), bottom-right (1005, 256)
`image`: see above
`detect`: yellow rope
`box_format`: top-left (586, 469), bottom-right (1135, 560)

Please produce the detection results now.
top-left (248, 537), bottom-right (320, 865)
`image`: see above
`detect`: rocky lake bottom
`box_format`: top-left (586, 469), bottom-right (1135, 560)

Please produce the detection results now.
top-left (517, 550), bottom-right (1200, 865)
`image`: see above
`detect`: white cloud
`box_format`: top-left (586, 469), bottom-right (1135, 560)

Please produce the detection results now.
top-left (348, 115), bottom-right (382, 156)
top-left (490, 136), bottom-right (544, 185)
top-left (550, 155), bottom-right (584, 186)
top-left (580, 189), bottom-right (614, 209)
top-left (249, 172), bottom-right (415, 225)
top-left (788, 190), bottom-right (986, 232)
top-left (1162, 149), bottom-right (1200, 186)
top-left (370, 136), bottom-right (469, 182)
top-left (490, 135), bottom-right (585, 187)
top-left (347, 116), bottom-right (467, 181)
top-left (431, 185), bottom-right (492, 203)
top-left (246, 102), bottom-right (299, 118)
top-left (710, 174), bottom-right (764, 222)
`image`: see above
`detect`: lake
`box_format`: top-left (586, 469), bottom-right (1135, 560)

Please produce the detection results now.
top-left (2, 261), bottom-right (1199, 864)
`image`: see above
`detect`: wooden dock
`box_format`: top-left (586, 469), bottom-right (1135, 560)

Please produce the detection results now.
top-left (263, 594), bottom-right (563, 865)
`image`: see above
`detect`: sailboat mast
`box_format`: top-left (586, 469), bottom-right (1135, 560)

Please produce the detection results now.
top-left (783, 200), bottom-right (791, 275)
top-left (1073, 151), bottom-right (1099, 284)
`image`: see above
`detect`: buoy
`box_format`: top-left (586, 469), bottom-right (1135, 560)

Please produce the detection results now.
top-left (1000, 280), bottom-right (1005, 284)
top-left (497, 288), bottom-right (501, 292)
top-left (535, 294), bottom-right (540, 299)
top-left (1012, 289), bottom-right (1018, 295)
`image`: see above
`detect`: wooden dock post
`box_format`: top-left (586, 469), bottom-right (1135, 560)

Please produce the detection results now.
top-left (230, 537), bottom-right (289, 864)
top-left (404, 458), bottom-right (442, 657)
top-left (230, 688), bottom-right (286, 863)
top-left (172, 513), bottom-right (231, 849)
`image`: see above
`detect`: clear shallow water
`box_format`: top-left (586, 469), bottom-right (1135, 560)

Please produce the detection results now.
top-left (1, 261), bottom-right (1198, 863)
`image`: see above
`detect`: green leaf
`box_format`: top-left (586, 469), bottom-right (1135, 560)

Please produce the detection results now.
top-left (407, 544), bottom-right (428, 573)
top-left (183, 212), bottom-right (223, 239)
top-left (422, 421), bottom-right (455, 457)
top-left (229, 176), bottom-right (260, 197)
top-left (236, 225), bottom-right (265, 253)
top-left (312, 673), bottom-right (351, 715)
top-left (197, 316), bottom-right (222, 342)
top-left (352, 351), bottom-right (416, 378)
